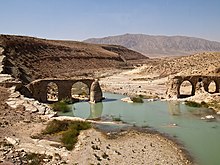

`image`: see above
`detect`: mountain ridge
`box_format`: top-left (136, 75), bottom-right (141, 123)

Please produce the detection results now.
top-left (84, 34), bottom-right (220, 57)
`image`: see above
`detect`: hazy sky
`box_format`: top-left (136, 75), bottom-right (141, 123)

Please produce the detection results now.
top-left (0, 0), bottom-right (220, 41)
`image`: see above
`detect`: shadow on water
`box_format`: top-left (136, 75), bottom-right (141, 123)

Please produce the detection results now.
top-left (102, 98), bottom-right (118, 102)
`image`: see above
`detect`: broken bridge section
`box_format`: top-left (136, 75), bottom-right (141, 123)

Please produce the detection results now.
top-left (166, 75), bottom-right (220, 98)
top-left (27, 78), bottom-right (103, 103)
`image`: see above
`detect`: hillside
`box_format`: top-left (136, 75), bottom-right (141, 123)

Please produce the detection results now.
top-left (0, 34), bottom-right (147, 84)
top-left (84, 34), bottom-right (220, 57)
top-left (127, 52), bottom-right (220, 78)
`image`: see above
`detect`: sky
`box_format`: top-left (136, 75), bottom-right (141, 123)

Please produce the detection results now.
top-left (0, 0), bottom-right (220, 41)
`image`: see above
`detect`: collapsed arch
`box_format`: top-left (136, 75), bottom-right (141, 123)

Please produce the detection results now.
top-left (47, 82), bottom-right (58, 102)
top-left (179, 80), bottom-right (194, 98)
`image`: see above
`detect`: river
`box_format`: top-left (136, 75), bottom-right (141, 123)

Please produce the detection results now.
top-left (59, 93), bottom-right (220, 165)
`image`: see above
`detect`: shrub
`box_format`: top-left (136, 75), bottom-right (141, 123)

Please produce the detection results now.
top-left (42, 120), bottom-right (91, 150)
top-left (50, 100), bottom-right (71, 113)
top-left (185, 101), bottom-right (202, 107)
top-left (201, 101), bottom-right (209, 108)
top-left (42, 120), bottom-right (69, 135)
top-left (61, 129), bottom-right (78, 150)
top-left (130, 96), bottom-right (144, 103)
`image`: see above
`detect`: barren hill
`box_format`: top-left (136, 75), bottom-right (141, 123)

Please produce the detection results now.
top-left (130, 52), bottom-right (220, 78)
top-left (84, 34), bottom-right (220, 57)
top-left (0, 34), bottom-right (147, 84)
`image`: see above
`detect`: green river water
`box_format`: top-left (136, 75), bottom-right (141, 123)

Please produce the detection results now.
top-left (59, 93), bottom-right (220, 165)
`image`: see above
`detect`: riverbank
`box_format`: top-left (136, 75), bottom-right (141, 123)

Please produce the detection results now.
top-left (70, 128), bottom-right (192, 165)
top-left (0, 86), bottom-right (194, 164)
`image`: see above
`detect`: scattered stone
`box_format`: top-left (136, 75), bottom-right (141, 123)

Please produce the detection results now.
top-left (5, 137), bottom-right (19, 146)
top-left (9, 92), bottom-right (20, 98)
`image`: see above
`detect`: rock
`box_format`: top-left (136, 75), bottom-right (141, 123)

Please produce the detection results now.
top-left (121, 97), bottom-right (133, 103)
top-left (217, 111), bottom-right (220, 115)
top-left (9, 91), bottom-right (21, 98)
top-left (5, 137), bottom-right (19, 145)
top-left (37, 106), bottom-right (46, 115)
top-left (33, 100), bottom-right (40, 106)
top-left (201, 115), bottom-right (215, 120)
top-left (25, 104), bottom-right (38, 113)
top-left (205, 115), bottom-right (215, 119)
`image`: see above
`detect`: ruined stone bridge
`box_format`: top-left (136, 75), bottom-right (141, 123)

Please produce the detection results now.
top-left (27, 78), bottom-right (103, 103)
top-left (166, 75), bottom-right (220, 98)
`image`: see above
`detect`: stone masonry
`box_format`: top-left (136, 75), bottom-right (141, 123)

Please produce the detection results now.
top-left (166, 75), bottom-right (220, 98)
top-left (27, 78), bottom-right (103, 103)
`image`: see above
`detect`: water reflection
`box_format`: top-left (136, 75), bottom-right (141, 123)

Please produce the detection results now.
top-left (88, 102), bottom-right (103, 120)
top-left (167, 101), bottom-right (181, 116)
top-left (71, 102), bottom-right (103, 120)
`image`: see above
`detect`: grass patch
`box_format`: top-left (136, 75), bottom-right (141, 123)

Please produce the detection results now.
top-left (185, 101), bottom-right (210, 108)
top-left (207, 100), bottom-right (220, 111)
top-left (185, 101), bottom-right (202, 107)
top-left (21, 153), bottom-right (52, 165)
top-left (130, 96), bottom-right (144, 103)
top-left (50, 99), bottom-right (71, 113)
top-left (42, 120), bottom-right (91, 150)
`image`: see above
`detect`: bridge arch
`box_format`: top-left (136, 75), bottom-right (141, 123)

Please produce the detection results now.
top-left (208, 80), bottom-right (217, 93)
top-left (178, 80), bottom-right (195, 98)
top-left (47, 82), bottom-right (58, 102)
top-left (27, 78), bottom-right (103, 103)
top-left (71, 81), bottom-right (90, 100)
top-left (166, 75), bottom-right (220, 99)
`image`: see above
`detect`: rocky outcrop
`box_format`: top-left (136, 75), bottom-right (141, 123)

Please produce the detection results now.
top-left (6, 86), bottom-right (56, 117)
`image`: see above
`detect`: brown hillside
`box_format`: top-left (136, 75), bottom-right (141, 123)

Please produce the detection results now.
top-left (135, 52), bottom-right (220, 78)
top-left (0, 35), bottom-right (147, 84)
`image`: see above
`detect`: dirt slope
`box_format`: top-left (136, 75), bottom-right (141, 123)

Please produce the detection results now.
top-left (133, 52), bottom-right (220, 78)
top-left (0, 34), bottom-right (147, 84)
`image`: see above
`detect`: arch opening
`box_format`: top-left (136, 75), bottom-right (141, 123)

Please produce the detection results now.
top-left (179, 80), bottom-right (194, 98)
top-left (208, 81), bottom-right (217, 93)
top-left (71, 81), bottom-right (90, 101)
top-left (47, 82), bottom-right (58, 102)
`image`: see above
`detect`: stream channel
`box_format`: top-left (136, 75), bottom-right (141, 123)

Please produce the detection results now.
top-left (59, 93), bottom-right (220, 165)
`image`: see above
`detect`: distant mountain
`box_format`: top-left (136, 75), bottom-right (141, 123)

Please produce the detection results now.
top-left (84, 34), bottom-right (220, 57)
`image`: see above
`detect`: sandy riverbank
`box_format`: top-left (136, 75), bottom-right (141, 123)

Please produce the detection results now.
top-left (70, 127), bottom-right (193, 165)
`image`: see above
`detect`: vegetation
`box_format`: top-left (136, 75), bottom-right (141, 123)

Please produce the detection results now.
top-left (50, 99), bottom-right (72, 113)
top-left (130, 96), bottom-right (144, 103)
top-left (43, 120), bottom-right (91, 150)
top-left (21, 153), bottom-right (52, 165)
top-left (185, 101), bottom-right (202, 107)
top-left (207, 101), bottom-right (220, 111)
top-left (185, 101), bottom-right (209, 108)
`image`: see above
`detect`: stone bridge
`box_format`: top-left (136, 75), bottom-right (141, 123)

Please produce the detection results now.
top-left (166, 75), bottom-right (220, 98)
top-left (27, 78), bottom-right (103, 103)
